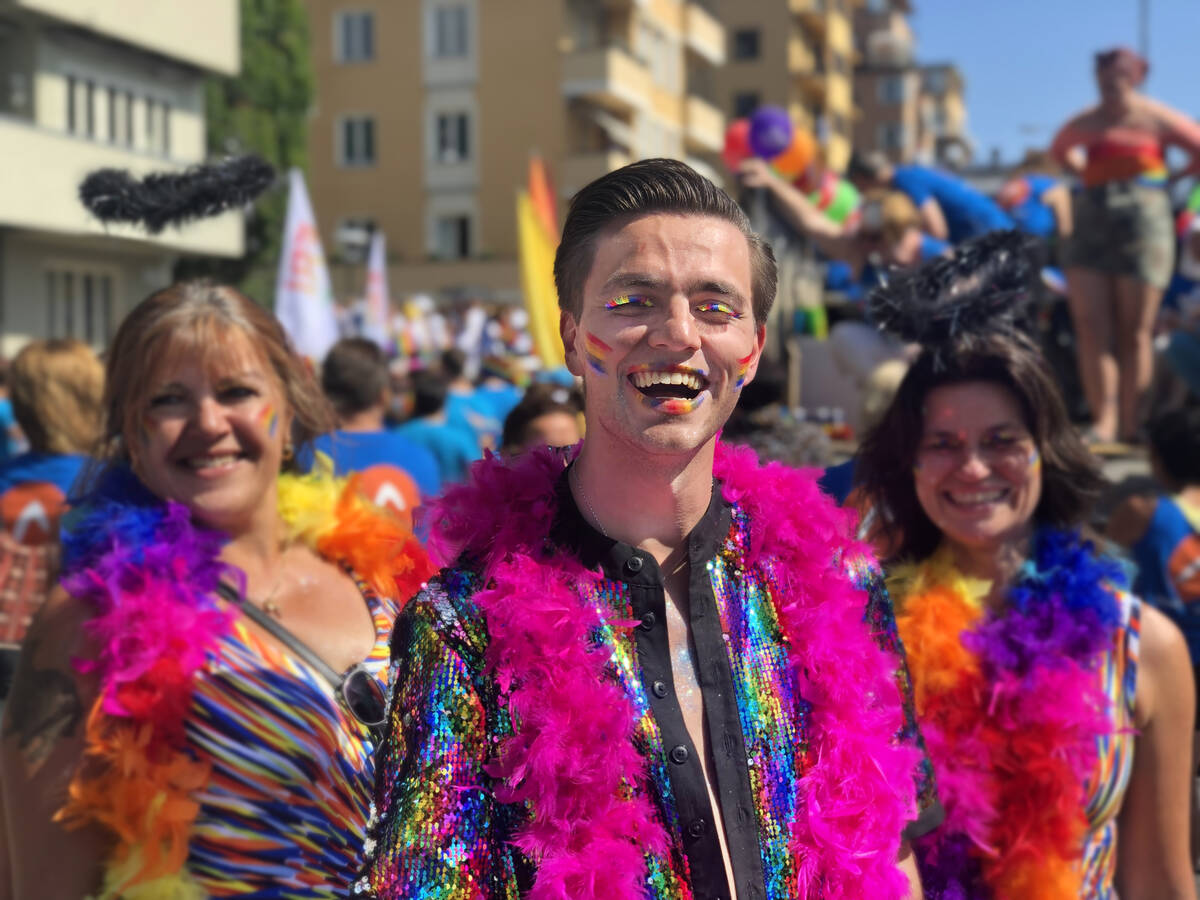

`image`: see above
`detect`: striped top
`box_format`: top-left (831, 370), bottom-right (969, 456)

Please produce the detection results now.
top-left (184, 573), bottom-right (399, 897)
top-left (1081, 588), bottom-right (1141, 898)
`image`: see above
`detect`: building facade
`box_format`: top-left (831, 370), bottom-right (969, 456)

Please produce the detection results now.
top-left (305, 0), bottom-right (726, 303)
top-left (851, 0), bottom-right (970, 168)
top-left (0, 0), bottom-right (242, 357)
top-left (714, 0), bottom-right (857, 173)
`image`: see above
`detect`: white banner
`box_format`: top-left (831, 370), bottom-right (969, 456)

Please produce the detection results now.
top-left (363, 230), bottom-right (390, 348)
top-left (275, 168), bottom-right (338, 361)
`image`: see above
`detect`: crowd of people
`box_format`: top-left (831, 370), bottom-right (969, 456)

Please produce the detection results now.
top-left (0, 44), bottom-right (1197, 900)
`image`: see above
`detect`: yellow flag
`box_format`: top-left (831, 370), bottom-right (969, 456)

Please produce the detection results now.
top-left (517, 189), bottom-right (566, 368)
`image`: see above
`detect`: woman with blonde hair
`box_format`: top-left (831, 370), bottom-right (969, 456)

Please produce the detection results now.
top-left (0, 339), bottom-right (103, 651)
top-left (1, 282), bottom-right (433, 898)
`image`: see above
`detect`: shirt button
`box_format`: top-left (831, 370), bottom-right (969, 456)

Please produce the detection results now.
top-left (669, 744), bottom-right (689, 765)
top-left (625, 556), bottom-right (643, 574)
top-left (639, 611), bottom-right (656, 631)
top-left (652, 680), bottom-right (669, 698)
top-left (688, 818), bottom-right (706, 838)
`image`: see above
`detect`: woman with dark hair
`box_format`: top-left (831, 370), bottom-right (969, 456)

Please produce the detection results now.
top-left (1051, 47), bottom-right (1200, 443)
top-left (1, 283), bottom-right (433, 897)
top-left (857, 233), bottom-right (1195, 898)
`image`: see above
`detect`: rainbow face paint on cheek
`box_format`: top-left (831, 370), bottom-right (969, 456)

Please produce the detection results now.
top-left (583, 333), bottom-right (612, 375)
top-left (1028, 448), bottom-right (1041, 473)
top-left (735, 352), bottom-right (754, 389)
top-left (257, 404), bottom-right (278, 437)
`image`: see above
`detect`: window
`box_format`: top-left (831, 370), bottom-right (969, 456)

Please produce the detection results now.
top-left (85, 80), bottom-right (95, 137)
top-left (336, 11), bottom-right (374, 62)
top-left (66, 75), bottom-right (76, 133)
top-left (340, 116), bottom-right (376, 166)
top-left (146, 96), bottom-right (156, 147)
top-left (732, 28), bottom-right (760, 61)
top-left (434, 215), bottom-right (471, 259)
top-left (877, 122), bottom-right (905, 152)
top-left (433, 5), bottom-right (468, 58)
top-left (46, 270), bottom-right (113, 344)
top-left (878, 75), bottom-right (905, 105)
top-left (107, 86), bottom-right (118, 143)
top-left (124, 91), bottom-right (134, 146)
top-left (733, 91), bottom-right (760, 119)
top-left (435, 112), bottom-right (470, 163)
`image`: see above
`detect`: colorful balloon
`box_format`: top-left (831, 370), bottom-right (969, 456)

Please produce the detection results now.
top-left (770, 130), bottom-right (816, 179)
top-left (807, 172), bottom-right (860, 225)
top-left (722, 118), bottom-right (752, 172)
top-left (748, 106), bottom-right (793, 160)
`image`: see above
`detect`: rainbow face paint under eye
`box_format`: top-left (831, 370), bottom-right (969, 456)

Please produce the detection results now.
top-left (735, 352), bottom-right (754, 389)
top-left (583, 333), bottom-right (612, 375)
top-left (604, 294), bottom-right (653, 311)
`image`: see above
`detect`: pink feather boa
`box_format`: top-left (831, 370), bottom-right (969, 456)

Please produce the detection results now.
top-left (428, 443), bottom-right (921, 899)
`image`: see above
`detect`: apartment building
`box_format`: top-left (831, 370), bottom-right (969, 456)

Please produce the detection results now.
top-left (0, 0), bottom-right (242, 357)
top-left (916, 62), bottom-right (970, 167)
top-left (851, 0), bottom-right (970, 167)
top-left (305, 0), bottom-right (726, 303)
top-left (714, 0), bottom-right (857, 173)
top-left (851, 0), bottom-right (919, 162)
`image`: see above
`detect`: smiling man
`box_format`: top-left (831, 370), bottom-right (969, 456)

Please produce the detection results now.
top-left (358, 159), bottom-right (939, 900)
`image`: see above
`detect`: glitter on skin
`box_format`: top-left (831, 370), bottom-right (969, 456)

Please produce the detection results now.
top-left (584, 333), bottom-right (612, 376)
top-left (696, 301), bottom-right (743, 319)
top-left (604, 294), bottom-right (653, 311)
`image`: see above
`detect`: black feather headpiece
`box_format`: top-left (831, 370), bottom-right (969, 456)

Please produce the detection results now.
top-left (79, 155), bottom-right (275, 233)
top-left (867, 230), bottom-right (1038, 352)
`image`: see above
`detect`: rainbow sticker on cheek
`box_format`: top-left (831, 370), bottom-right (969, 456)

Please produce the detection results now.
top-left (584, 333), bottom-right (612, 375)
top-left (258, 404), bottom-right (278, 437)
top-left (735, 352), bottom-right (754, 389)
top-left (1028, 448), bottom-right (1041, 473)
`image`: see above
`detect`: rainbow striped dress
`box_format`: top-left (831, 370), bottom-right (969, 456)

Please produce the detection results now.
top-left (1081, 588), bottom-right (1141, 897)
top-left (184, 576), bottom-right (400, 897)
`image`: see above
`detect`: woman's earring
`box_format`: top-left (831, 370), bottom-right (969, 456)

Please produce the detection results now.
top-left (282, 441), bottom-right (294, 462)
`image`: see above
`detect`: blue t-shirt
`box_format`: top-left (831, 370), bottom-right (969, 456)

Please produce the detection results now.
top-left (891, 165), bottom-right (1014, 243)
top-left (1131, 496), bottom-right (1200, 661)
top-left (446, 391), bottom-right (503, 447)
top-left (0, 399), bottom-right (14, 463)
top-left (0, 452), bottom-right (89, 544)
top-left (394, 418), bottom-right (480, 485)
top-left (300, 430), bottom-right (441, 499)
top-left (1005, 174), bottom-right (1058, 239)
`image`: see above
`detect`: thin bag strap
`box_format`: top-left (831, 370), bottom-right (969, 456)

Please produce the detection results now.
top-left (215, 581), bottom-right (344, 690)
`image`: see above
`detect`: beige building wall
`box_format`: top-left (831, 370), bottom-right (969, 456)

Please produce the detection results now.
top-left (306, 0), bottom-right (725, 304)
top-left (2, 0), bottom-right (239, 75)
top-left (0, 0), bottom-right (241, 356)
top-left (714, 0), bottom-right (858, 172)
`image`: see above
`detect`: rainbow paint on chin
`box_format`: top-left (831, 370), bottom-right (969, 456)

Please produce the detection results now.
top-left (735, 352), bottom-right (754, 389)
top-left (583, 333), bottom-right (612, 376)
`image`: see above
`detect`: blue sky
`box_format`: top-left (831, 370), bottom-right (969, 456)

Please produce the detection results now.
top-left (910, 0), bottom-right (1200, 164)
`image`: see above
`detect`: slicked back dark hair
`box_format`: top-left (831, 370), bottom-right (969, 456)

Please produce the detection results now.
top-left (856, 331), bottom-right (1104, 564)
top-left (554, 158), bottom-right (777, 324)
